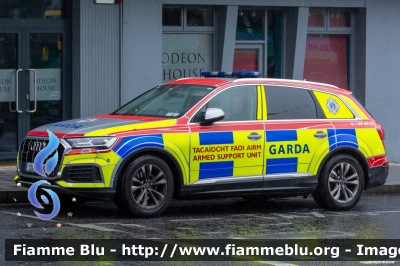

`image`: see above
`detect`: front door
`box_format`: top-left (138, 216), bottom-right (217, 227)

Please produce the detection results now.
top-left (0, 30), bottom-right (66, 161)
top-left (188, 85), bottom-right (265, 192)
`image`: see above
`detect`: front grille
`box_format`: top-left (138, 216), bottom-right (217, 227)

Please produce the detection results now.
top-left (18, 138), bottom-right (65, 177)
top-left (61, 166), bottom-right (102, 183)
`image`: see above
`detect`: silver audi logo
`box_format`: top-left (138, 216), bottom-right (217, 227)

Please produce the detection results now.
top-left (29, 141), bottom-right (47, 151)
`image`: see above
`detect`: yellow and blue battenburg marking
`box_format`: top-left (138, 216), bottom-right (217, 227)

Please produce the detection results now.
top-left (113, 134), bottom-right (164, 158)
top-left (266, 130), bottom-right (297, 142)
top-left (265, 130), bottom-right (306, 174)
top-left (199, 132), bottom-right (234, 145)
top-left (199, 161), bottom-right (234, 179)
top-left (327, 129), bottom-right (358, 150)
top-left (198, 132), bottom-right (234, 179)
top-left (266, 158), bottom-right (298, 174)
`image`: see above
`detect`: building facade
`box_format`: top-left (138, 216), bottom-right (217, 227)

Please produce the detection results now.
top-left (0, 0), bottom-right (399, 162)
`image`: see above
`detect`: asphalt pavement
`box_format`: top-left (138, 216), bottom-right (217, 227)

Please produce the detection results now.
top-left (0, 164), bottom-right (399, 204)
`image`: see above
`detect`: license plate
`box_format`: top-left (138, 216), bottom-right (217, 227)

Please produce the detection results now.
top-left (26, 162), bottom-right (34, 172)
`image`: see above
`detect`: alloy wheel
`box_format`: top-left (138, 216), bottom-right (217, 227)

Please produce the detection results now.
top-left (130, 164), bottom-right (168, 209)
top-left (328, 162), bottom-right (360, 203)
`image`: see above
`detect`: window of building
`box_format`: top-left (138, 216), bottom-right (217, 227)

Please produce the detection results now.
top-left (233, 48), bottom-right (259, 72)
top-left (308, 8), bottom-right (325, 28)
top-left (187, 8), bottom-right (213, 27)
top-left (0, 0), bottom-right (68, 19)
top-left (236, 9), bottom-right (264, 41)
top-left (163, 6), bottom-right (214, 30)
top-left (267, 10), bottom-right (282, 78)
top-left (162, 6), bottom-right (214, 82)
top-left (304, 9), bottom-right (353, 90)
top-left (329, 10), bottom-right (351, 28)
top-left (162, 7), bottom-right (181, 27)
top-left (234, 9), bottom-right (282, 78)
top-left (265, 86), bottom-right (318, 120)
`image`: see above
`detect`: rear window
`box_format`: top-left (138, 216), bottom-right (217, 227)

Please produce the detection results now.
top-left (313, 91), bottom-right (355, 119)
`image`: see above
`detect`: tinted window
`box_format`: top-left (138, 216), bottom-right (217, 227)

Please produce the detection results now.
top-left (265, 86), bottom-right (317, 120)
top-left (162, 7), bottom-right (181, 26)
top-left (187, 8), bottom-right (213, 26)
top-left (192, 86), bottom-right (257, 122)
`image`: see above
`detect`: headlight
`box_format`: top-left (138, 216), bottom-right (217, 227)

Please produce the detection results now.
top-left (65, 137), bottom-right (117, 150)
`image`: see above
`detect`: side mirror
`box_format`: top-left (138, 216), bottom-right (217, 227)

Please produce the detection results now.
top-left (200, 108), bottom-right (225, 126)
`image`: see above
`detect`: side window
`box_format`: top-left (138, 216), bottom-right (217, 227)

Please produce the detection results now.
top-left (265, 86), bottom-right (318, 120)
top-left (313, 91), bottom-right (355, 119)
top-left (192, 86), bottom-right (257, 122)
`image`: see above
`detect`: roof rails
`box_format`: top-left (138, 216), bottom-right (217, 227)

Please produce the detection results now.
top-left (233, 78), bottom-right (339, 88)
top-left (202, 71), bottom-right (261, 78)
top-left (201, 72), bottom-right (339, 89)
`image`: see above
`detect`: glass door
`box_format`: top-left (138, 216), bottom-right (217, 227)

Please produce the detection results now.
top-left (233, 44), bottom-right (264, 74)
top-left (28, 32), bottom-right (63, 129)
top-left (0, 30), bottom-right (65, 161)
top-left (0, 32), bottom-right (20, 159)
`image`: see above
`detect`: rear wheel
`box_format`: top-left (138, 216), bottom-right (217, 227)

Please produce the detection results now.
top-left (313, 154), bottom-right (364, 211)
top-left (114, 155), bottom-right (174, 217)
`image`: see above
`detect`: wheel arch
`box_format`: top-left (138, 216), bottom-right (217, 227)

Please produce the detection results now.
top-left (316, 147), bottom-right (369, 189)
top-left (113, 147), bottom-right (184, 198)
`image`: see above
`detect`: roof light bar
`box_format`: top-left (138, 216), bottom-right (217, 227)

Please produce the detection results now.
top-left (202, 71), bottom-right (262, 78)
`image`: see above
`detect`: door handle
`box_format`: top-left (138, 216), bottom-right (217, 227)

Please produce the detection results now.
top-left (247, 132), bottom-right (262, 141)
top-left (10, 69), bottom-right (23, 113)
top-left (314, 131), bottom-right (327, 139)
top-left (26, 68), bottom-right (37, 113)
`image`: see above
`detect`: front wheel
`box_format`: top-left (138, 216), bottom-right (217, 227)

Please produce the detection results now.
top-left (115, 155), bottom-right (174, 217)
top-left (313, 154), bottom-right (364, 211)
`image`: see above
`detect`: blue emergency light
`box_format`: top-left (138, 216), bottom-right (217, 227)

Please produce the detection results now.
top-left (201, 71), bottom-right (262, 78)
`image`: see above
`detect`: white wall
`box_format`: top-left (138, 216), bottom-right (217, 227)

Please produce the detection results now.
top-left (365, 0), bottom-right (400, 162)
top-left (121, 0), bottom-right (163, 104)
top-left (77, 1), bottom-right (121, 117)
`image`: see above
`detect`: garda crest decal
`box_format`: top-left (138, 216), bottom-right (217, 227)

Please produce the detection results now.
top-left (326, 97), bottom-right (340, 115)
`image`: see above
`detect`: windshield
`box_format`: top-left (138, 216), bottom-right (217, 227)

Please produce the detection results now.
top-left (113, 84), bottom-right (216, 118)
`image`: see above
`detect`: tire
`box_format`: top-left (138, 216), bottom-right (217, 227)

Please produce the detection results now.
top-left (114, 155), bottom-right (174, 217)
top-left (313, 154), bottom-right (364, 211)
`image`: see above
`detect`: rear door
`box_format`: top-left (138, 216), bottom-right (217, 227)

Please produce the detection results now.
top-left (263, 85), bottom-right (333, 189)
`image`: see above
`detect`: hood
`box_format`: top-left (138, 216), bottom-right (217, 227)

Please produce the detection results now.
top-left (28, 115), bottom-right (175, 138)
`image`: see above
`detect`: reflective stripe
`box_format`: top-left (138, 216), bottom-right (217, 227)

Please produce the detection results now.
top-left (199, 161), bottom-right (234, 179)
top-left (328, 129), bottom-right (358, 151)
top-left (113, 134), bottom-right (164, 158)
top-left (266, 130), bottom-right (298, 142)
top-left (266, 157), bottom-right (298, 174)
top-left (199, 132), bottom-right (234, 145)
top-left (261, 85), bottom-right (268, 120)
top-left (341, 95), bottom-right (369, 120)
top-left (86, 119), bottom-right (176, 136)
top-left (257, 85), bottom-right (265, 120)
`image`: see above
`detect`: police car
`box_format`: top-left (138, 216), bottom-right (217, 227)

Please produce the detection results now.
top-left (16, 72), bottom-right (389, 217)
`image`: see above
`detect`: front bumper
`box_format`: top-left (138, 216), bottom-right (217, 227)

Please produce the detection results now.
top-left (365, 165), bottom-right (389, 189)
